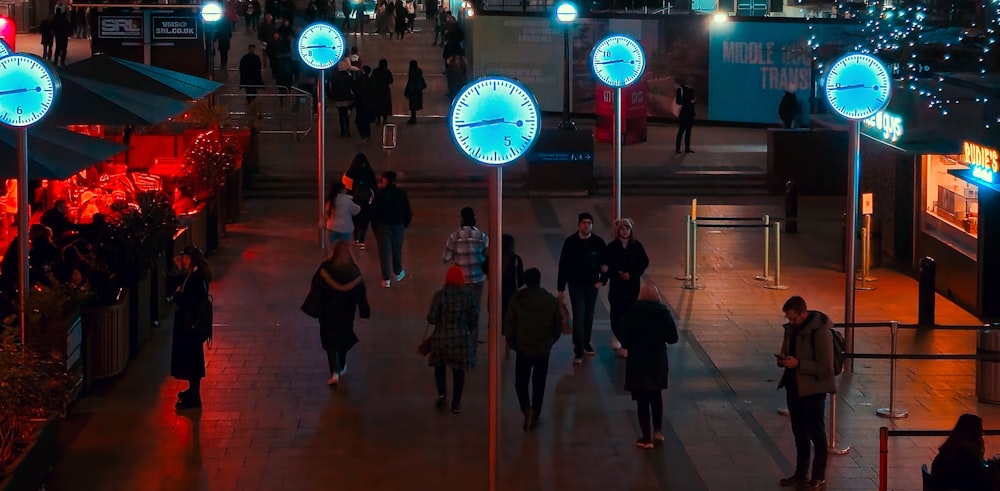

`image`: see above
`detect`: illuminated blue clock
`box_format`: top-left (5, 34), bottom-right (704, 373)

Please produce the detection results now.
top-left (449, 77), bottom-right (540, 166)
top-left (0, 39), bottom-right (10, 58)
top-left (0, 54), bottom-right (60, 127)
top-left (824, 53), bottom-right (891, 121)
top-left (296, 22), bottom-right (346, 70)
top-left (590, 34), bottom-right (646, 88)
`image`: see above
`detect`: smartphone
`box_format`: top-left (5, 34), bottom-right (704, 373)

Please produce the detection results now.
top-left (773, 353), bottom-right (784, 358)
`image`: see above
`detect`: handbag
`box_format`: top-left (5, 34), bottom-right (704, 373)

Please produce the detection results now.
top-left (300, 272), bottom-right (323, 318)
top-left (559, 302), bottom-right (572, 335)
top-left (416, 323), bottom-right (433, 356)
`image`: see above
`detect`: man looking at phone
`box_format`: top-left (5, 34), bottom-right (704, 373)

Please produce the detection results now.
top-left (776, 295), bottom-right (836, 490)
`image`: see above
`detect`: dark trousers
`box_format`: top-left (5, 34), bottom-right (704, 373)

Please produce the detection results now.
top-left (608, 290), bottom-right (638, 340)
top-left (675, 115), bottom-right (694, 151)
top-left (326, 349), bottom-right (347, 373)
top-left (357, 119), bottom-right (371, 139)
top-left (514, 352), bottom-right (550, 415)
top-left (352, 206), bottom-right (370, 242)
top-left (786, 391), bottom-right (828, 480)
top-left (337, 106), bottom-right (351, 136)
top-left (42, 43), bottom-right (52, 60)
top-left (568, 282), bottom-right (598, 357)
top-left (434, 365), bottom-right (465, 405)
top-left (375, 224), bottom-right (405, 280)
top-left (633, 389), bottom-right (663, 440)
top-left (245, 87), bottom-right (258, 104)
top-left (54, 39), bottom-right (68, 66)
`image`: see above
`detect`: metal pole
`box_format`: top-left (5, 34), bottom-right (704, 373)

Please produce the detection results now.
top-left (488, 166), bottom-right (502, 491)
top-left (844, 120), bottom-right (860, 362)
top-left (613, 87), bottom-right (622, 222)
top-left (17, 128), bottom-right (28, 352)
top-left (878, 427), bottom-right (888, 491)
top-left (857, 214), bottom-right (875, 291)
top-left (877, 320), bottom-right (909, 418)
top-left (755, 214), bottom-right (772, 281)
top-left (317, 69), bottom-right (327, 250)
top-left (558, 27), bottom-right (575, 130)
top-left (765, 221), bottom-right (788, 290)
top-left (683, 219), bottom-right (703, 290)
top-left (675, 215), bottom-right (692, 281)
top-left (207, 30), bottom-right (215, 82)
top-left (828, 394), bottom-right (850, 455)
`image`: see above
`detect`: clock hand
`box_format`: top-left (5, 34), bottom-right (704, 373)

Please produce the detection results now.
top-left (456, 117), bottom-right (506, 128)
top-left (302, 44), bottom-right (334, 49)
top-left (829, 83), bottom-right (872, 91)
top-left (0, 87), bottom-right (33, 96)
top-left (594, 59), bottom-right (625, 65)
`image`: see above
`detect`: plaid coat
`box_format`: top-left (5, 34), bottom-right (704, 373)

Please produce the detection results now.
top-left (426, 285), bottom-right (478, 370)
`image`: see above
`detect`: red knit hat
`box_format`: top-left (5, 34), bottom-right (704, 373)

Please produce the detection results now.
top-left (445, 265), bottom-right (465, 286)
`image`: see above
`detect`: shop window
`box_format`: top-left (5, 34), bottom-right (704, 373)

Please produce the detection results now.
top-left (922, 154), bottom-right (978, 260)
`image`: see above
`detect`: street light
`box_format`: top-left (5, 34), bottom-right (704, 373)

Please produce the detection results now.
top-left (201, 2), bottom-right (223, 81)
top-left (556, 1), bottom-right (577, 130)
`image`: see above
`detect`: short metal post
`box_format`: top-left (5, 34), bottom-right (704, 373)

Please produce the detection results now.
top-left (877, 320), bottom-right (908, 418)
top-left (765, 221), bottom-right (788, 290)
top-left (675, 215), bottom-right (692, 281)
top-left (755, 214), bottom-right (773, 281)
top-left (682, 218), bottom-right (704, 290)
top-left (878, 427), bottom-right (888, 491)
top-left (383, 123), bottom-right (397, 149)
top-left (828, 395), bottom-right (850, 455)
top-left (856, 213), bottom-right (877, 291)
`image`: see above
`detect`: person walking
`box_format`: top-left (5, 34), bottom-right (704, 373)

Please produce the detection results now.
top-left (216, 18), bottom-right (233, 69)
top-left (601, 218), bottom-right (649, 356)
top-left (776, 295), bottom-right (836, 490)
top-left (406, 0), bottom-right (416, 32)
top-left (504, 267), bottom-right (561, 431)
top-left (675, 80), bottom-right (696, 153)
top-left (324, 180), bottom-right (360, 253)
top-left (500, 233), bottom-right (525, 328)
top-left (404, 60), bottom-right (426, 125)
top-left (314, 240), bottom-right (370, 385)
top-left (394, 0), bottom-right (408, 39)
top-left (52, 10), bottom-right (72, 67)
top-left (245, 0), bottom-right (261, 31)
top-left (353, 65), bottom-right (374, 143)
top-left (39, 15), bottom-right (54, 61)
top-left (330, 68), bottom-right (355, 137)
top-left (442, 206), bottom-right (488, 328)
top-left (169, 246), bottom-right (212, 410)
top-left (341, 0), bottom-right (352, 31)
top-left (345, 152), bottom-right (377, 248)
top-left (371, 59), bottom-right (394, 125)
top-left (427, 266), bottom-right (478, 414)
top-left (371, 170), bottom-right (412, 288)
top-left (619, 285), bottom-right (678, 449)
top-left (239, 44), bottom-right (265, 103)
top-left (557, 212), bottom-right (605, 365)
top-left (258, 14), bottom-right (276, 69)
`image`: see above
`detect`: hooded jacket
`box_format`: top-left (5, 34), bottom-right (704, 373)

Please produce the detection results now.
top-left (620, 300), bottom-right (679, 392)
top-left (503, 286), bottom-right (561, 357)
top-left (778, 310), bottom-right (837, 397)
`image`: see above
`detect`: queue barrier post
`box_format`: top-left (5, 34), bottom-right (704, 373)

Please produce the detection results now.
top-left (857, 213), bottom-right (877, 291)
top-left (876, 320), bottom-right (909, 418)
top-left (682, 218), bottom-right (704, 290)
top-left (764, 221), bottom-right (788, 290)
top-left (754, 214), bottom-right (773, 282)
top-left (674, 215), bottom-right (696, 283)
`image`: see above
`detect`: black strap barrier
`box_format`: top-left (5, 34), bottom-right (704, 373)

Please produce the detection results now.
top-left (696, 223), bottom-right (769, 228)
top-left (695, 216), bottom-right (775, 221)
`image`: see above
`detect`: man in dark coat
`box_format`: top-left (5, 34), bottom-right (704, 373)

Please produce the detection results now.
top-left (557, 212), bottom-right (605, 365)
top-left (779, 89), bottom-right (799, 129)
top-left (215, 20), bottom-right (233, 69)
top-left (370, 170), bottom-right (412, 288)
top-left (239, 44), bottom-right (265, 103)
top-left (675, 80), bottom-right (696, 153)
top-left (504, 268), bottom-right (561, 431)
top-left (52, 11), bottom-right (72, 67)
top-left (40, 199), bottom-right (76, 242)
top-left (619, 285), bottom-right (678, 448)
top-left (370, 59), bottom-right (393, 125)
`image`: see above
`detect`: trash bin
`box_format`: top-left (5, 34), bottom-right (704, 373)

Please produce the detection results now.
top-left (976, 330), bottom-right (1000, 404)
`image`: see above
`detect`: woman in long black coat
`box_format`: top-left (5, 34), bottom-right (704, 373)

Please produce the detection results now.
top-left (317, 240), bottom-right (371, 385)
top-left (619, 285), bottom-right (678, 449)
top-left (601, 217), bottom-right (649, 353)
top-left (370, 58), bottom-right (394, 125)
top-left (170, 246), bottom-right (212, 410)
top-left (404, 60), bottom-right (426, 124)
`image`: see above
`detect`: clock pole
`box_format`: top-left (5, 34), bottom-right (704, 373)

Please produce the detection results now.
top-left (16, 128), bottom-right (28, 354)
top-left (487, 166), bottom-right (502, 491)
top-left (317, 68), bottom-right (327, 250)
top-left (613, 87), bottom-right (622, 222)
top-left (845, 119), bottom-right (860, 353)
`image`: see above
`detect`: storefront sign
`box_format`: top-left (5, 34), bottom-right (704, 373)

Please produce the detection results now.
top-left (151, 16), bottom-right (198, 40)
top-left (99, 16), bottom-right (142, 39)
top-left (862, 110), bottom-right (905, 143)
top-left (964, 141), bottom-right (999, 184)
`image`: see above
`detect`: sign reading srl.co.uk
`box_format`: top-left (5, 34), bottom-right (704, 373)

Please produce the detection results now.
top-left (152, 16), bottom-right (198, 40)
top-left (99, 16), bottom-right (142, 38)
top-left (964, 140), bottom-right (999, 185)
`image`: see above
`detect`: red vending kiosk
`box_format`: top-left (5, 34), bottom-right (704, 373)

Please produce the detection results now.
top-left (594, 77), bottom-right (647, 145)
top-left (0, 17), bottom-right (15, 51)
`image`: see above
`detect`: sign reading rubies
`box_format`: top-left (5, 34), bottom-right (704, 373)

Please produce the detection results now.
top-left (152, 16), bottom-right (198, 40)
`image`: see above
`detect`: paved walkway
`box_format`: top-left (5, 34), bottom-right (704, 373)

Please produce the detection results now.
top-left (20, 19), bottom-right (1000, 491)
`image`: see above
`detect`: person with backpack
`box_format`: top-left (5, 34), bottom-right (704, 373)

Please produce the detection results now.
top-left (776, 295), bottom-right (837, 491)
top-left (345, 153), bottom-right (377, 249)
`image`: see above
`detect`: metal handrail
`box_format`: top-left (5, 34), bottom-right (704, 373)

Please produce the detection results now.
top-left (217, 86), bottom-right (314, 140)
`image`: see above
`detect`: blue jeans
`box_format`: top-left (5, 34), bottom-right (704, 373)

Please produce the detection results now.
top-left (375, 224), bottom-right (405, 281)
top-left (327, 231), bottom-right (352, 254)
top-left (568, 282), bottom-right (598, 357)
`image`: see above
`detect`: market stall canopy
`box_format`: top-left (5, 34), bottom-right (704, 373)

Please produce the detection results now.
top-left (61, 55), bottom-right (222, 101)
top-left (43, 74), bottom-right (193, 127)
top-left (0, 126), bottom-right (128, 179)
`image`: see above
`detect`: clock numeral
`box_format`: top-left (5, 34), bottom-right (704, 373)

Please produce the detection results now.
top-left (504, 136), bottom-right (511, 147)
top-left (15, 106), bottom-right (22, 115)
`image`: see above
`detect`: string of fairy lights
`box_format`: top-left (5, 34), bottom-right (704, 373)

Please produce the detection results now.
top-left (807, 0), bottom-right (999, 129)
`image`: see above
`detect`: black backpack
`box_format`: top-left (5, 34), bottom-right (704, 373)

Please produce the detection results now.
top-left (812, 327), bottom-right (846, 376)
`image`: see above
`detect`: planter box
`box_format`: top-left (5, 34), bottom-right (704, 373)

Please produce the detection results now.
top-left (82, 290), bottom-right (130, 381)
top-left (0, 417), bottom-right (59, 491)
top-left (205, 199), bottom-right (221, 255)
top-left (151, 257), bottom-right (170, 324)
top-left (224, 166), bottom-right (243, 224)
top-left (184, 204), bottom-right (207, 255)
top-left (25, 315), bottom-right (84, 403)
top-left (128, 273), bottom-right (152, 357)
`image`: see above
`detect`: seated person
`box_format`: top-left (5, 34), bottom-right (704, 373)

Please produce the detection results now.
top-left (172, 186), bottom-right (197, 216)
top-left (40, 199), bottom-right (77, 242)
top-left (79, 213), bottom-right (111, 246)
top-left (76, 191), bottom-right (101, 225)
top-left (932, 413), bottom-right (999, 491)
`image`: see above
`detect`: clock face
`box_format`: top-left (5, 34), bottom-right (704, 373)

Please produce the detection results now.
top-left (591, 34), bottom-right (646, 88)
top-left (296, 22), bottom-right (345, 70)
top-left (824, 53), bottom-right (892, 120)
top-left (0, 40), bottom-right (10, 58)
top-left (0, 54), bottom-right (60, 127)
top-left (449, 77), bottom-right (540, 166)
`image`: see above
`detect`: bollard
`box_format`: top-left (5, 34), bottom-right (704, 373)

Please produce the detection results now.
top-left (876, 321), bottom-right (909, 418)
top-left (755, 214), bottom-right (773, 282)
top-left (785, 180), bottom-right (798, 233)
top-left (675, 215), bottom-right (693, 282)
top-left (918, 257), bottom-right (936, 326)
top-left (857, 214), bottom-right (877, 291)
top-left (683, 219), bottom-right (704, 290)
top-left (765, 221), bottom-right (789, 290)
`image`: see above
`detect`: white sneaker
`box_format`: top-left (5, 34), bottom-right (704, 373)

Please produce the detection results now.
top-left (572, 357), bottom-right (583, 365)
top-left (396, 270), bottom-right (406, 282)
top-left (327, 372), bottom-right (339, 385)
top-left (611, 339), bottom-right (622, 350)
top-left (382, 280), bottom-right (391, 288)
top-left (339, 363), bottom-right (347, 375)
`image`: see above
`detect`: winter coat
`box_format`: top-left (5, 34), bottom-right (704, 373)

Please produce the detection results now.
top-left (325, 192), bottom-right (360, 233)
top-left (620, 300), bottom-right (678, 393)
top-left (931, 442), bottom-right (995, 491)
top-left (556, 233), bottom-right (606, 290)
top-left (371, 184), bottom-right (412, 228)
top-left (317, 263), bottom-right (370, 353)
top-left (371, 66), bottom-right (394, 116)
top-left (601, 238), bottom-right (649, 303)
top-left (503, 286), bottom-right (561, 357)
top-left (427, 285), bottom-right (478, 370)
top-left (777, 310), bottom-right (837, 397)
top-left (170, 268), bottom-right (210, 380)
top-left (239, 53), bottom-right (264, 87)
top-left (346, 161), bottom-right (377, 206)
top-left (404, 68), bottom-right (426, 111)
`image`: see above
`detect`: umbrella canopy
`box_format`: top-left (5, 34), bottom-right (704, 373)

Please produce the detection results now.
top-left (43, 74), bottom-right (193, 127)
top-left (61, 55), bottom-right (222, 101)
top-left (0, 126), bottom-right (128, 179)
